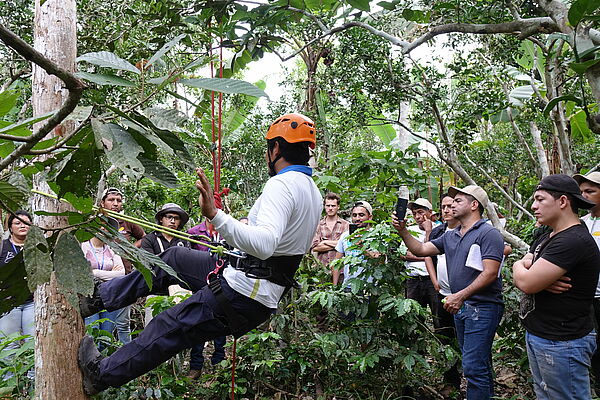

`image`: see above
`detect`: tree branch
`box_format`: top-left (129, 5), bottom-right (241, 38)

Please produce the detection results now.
top-left (0, 23), bottom-right (85, 172)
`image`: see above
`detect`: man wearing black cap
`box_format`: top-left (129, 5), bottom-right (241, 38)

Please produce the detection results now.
top-left (513, 174), bottom-right (600, 400)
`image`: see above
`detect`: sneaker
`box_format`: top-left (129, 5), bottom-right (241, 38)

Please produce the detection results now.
top-left (79, 279), bottom-right (105, 318)
top-left (78, 335), bottom-right (106, 395)
top-left (186, 369), bottom-right (203, 380)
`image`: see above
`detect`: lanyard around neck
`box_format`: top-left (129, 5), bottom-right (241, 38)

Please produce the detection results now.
top-left (91, 244), bottom-right (106, 270)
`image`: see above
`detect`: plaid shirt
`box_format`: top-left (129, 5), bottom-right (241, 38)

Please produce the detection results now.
top-left (311, 216), bottom-right (349, 266)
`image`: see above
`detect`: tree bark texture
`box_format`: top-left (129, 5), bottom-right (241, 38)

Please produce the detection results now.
top-left (31, 0), bottom-right (88, 399)
top-left (530, 122), bottom-right (550, 178)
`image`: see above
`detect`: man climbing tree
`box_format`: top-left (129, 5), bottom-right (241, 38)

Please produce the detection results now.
top-left (77, 113), bottom-right (323, 394)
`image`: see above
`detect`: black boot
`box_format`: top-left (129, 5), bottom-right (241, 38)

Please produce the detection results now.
top-left (78, 335), bottom-right (107, 395)
top-left (79, 279), bottom-right (105, 318)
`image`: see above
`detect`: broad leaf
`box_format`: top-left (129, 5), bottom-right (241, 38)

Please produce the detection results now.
top-left (139, 157), bottom-right (180, 188)
top-left (75, 72), bottom-right (135, 87)
top-left (0, 142), bottom-right (15, 158)
top-left (367, 118), bottom-right (396, 147)
top-left (569, 59), bottom-right (600, 75)
top-left (179, 78), bottom-right (269, 99)
top-left (147, 34), bottom-right (186, 67)
top-left (542, 95), bottom-right (582, 117)
top-left (568, 0), bottom-right (600, 26)
top-left (0, 181), bottom-right (27, 210)
top-left (508, 85), bottom-right (537, 106)
top-left (0, 112), bottom-right (54, 135)
top-left (52, 131), bottom-right (102, 202)
top-left (347, 0), bottom-right (371, 11)
top-left (92, 119), bottom-right (144, 179)
top-left (0, 252), bottom-right (31, 315)
top-left (0, 90), bottom-right (20, 117)
top-left (143, 107), bottom-right (188, 132)
top-left (570, 109), bottom-right (594, 142)
top-left (77, 51), bottom-right (140, 74)
top-left (23, 226), bottom-right (53, 291)
top-left (54, 232), bottom-right (95, 308)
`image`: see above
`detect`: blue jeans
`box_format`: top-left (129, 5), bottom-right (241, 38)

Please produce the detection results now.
top-left (190, 336), bottom-right (227, 370)
top-left (113, 306), bottom-right (131, 344)
top-left (86, 310), bottom-right (118, 338)
top-left (0, 301), bottom-right (35, 347)
top-left (526, 331), bottom-right (596, 400)
top-left (454, 301), bottom-right (503, 400)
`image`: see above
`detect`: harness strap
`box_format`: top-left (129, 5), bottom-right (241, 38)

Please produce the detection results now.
top-left (206, 259), bottom-right (248, 338)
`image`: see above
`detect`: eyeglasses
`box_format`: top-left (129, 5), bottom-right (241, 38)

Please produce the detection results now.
top-left (163, 214), bottom-right (181, 221)
top-left (351, 213), bottom-right (366, 217)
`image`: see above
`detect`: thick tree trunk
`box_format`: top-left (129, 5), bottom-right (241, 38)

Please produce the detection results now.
top-left (31, 0), bottom-right (87, 399)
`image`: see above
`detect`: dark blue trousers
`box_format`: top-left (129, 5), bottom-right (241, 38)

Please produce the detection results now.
top-left (96, 247), bottom-right (273, 388)
top-left (190, 336), bottom-right (227, 370)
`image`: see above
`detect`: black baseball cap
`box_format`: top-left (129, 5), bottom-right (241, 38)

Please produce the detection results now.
top-left (535, 174), bottom-right (595, 209)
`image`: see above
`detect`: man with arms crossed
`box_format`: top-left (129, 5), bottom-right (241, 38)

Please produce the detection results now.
top-left (393, 185), bottom-right (504, 400)
top-left (311, 192), bottom-right (349, 282)
top-left (514, 174), bottom-right (600, 399)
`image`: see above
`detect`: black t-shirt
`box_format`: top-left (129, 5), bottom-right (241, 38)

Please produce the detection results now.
top-left (520, 223), bottom-right (600, 340)
top-left (140, 231), bottom-right (190, 255)
top-left (0, 238), bottom-right (22, 266)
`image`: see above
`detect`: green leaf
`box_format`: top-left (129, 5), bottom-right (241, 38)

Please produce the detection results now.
top-left (76, 51), bottom-right (140, 75)
top-left (0, 252), bottom-right (31, 315)
top-left (179, 78), bottom-right (269, 99)
top-left (401, 8), bottom-right (429, 23)
top-left (367, 118), bottom-right (396, 147)
top-left (0, 180), bottom-right (27, 210)
top-left (92, 119), bottom-right (145, 179)
top-left (75, 72), bottom-right (135, 87)
top-left (347, 0), bottom-right (370, 11)
top-left (53, 232), bottom-right (95, 309)
top-left (147, 34), bottom-right (186, 67)
top-left (0, 141), bottom-right (15, 158)
top-left (143, 107), bottom-right (188, 132)
top-left (508, 85), bottom-right (537, 106)
top-left (542, 95), bottom-right (582, 116)
top-left (23, 226), bottom-right (53, 291)
top-left (52, 132), bottom-right (102, 201)
top-left (568, 0), bottom-right (600, 26)
top-left (0, 112), bottom-right (54, 135)
top-left (377, 1), bottom-right (398, 10)
top-left (139, 156), bottom-right (180, 188)
top-left (0, 90), bottom-right (20, 117)
top-left (569, 59), bottom-right (600, 74)
top-left (570, 108), bottom-right (594, 142)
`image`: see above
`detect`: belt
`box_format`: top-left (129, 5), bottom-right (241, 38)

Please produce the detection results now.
top-left (408, 275), bottom-right (430, 281)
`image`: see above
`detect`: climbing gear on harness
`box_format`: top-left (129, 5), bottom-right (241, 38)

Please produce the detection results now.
top-left (206, 258), bottom-right (248, 337)
top-left (266, 113), bottom-right (316, 149)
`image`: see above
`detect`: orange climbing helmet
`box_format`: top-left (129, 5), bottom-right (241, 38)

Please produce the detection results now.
top-left (265, 113), bottom-right (316, 149)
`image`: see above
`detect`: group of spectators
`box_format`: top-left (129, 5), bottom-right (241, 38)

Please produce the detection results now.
top-left (310, 172), bottom-right (600, 400)
top-left (3, 170), bottom-right (600, 398)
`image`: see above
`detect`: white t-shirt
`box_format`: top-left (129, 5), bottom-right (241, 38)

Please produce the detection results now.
top-left (405, 225), bottom-right (428, 277)
top-left (582, 214), bottom-right (600, 297)
top-left (335, 230), bottom-right (372, 285)
top-left (212, 170), bottom-right (322, 308)
top-left (435, 227), bottom-right (455, 296)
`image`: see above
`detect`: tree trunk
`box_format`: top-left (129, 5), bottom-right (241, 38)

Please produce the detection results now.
top-left (31, 0), bottom-right (88, 398)
top-left (530, 122), bottom-right (550, 178)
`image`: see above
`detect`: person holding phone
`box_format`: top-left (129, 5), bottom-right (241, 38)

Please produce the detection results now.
top-left (393, 186), bottom-right (504, 400)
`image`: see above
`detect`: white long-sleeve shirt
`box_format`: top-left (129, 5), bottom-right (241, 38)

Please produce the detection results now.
top-left (211, 170), bottom-right (322, 308)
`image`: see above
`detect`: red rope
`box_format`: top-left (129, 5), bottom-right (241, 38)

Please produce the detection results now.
top-left (230, 338), bottom-right (237, 400)
top-left (209, 22), bottom-right (218, 191)
top-left (217, 37), bottom-right (223, 192)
